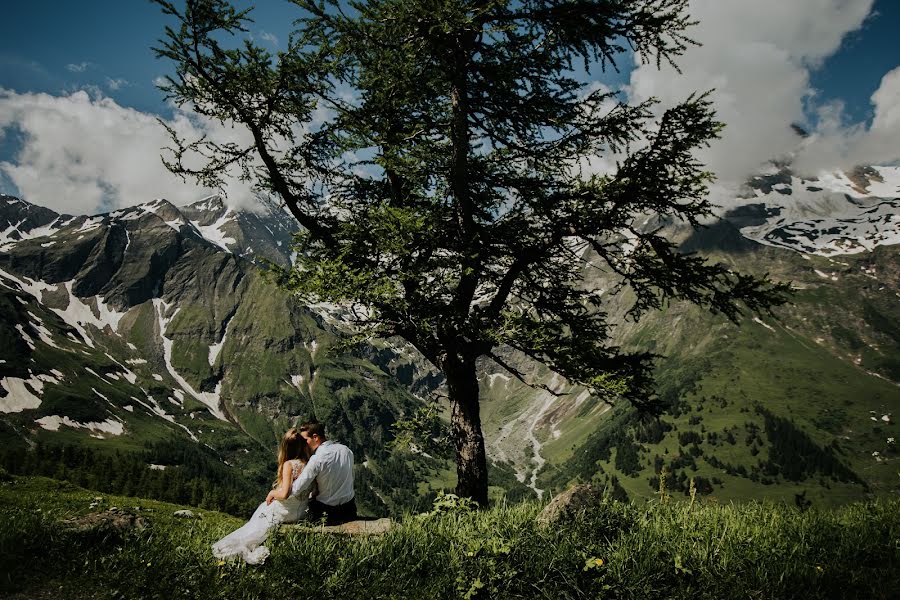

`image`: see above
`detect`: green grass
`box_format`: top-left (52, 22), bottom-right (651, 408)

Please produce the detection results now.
top-left (2, 474), bottom-right (899, 599)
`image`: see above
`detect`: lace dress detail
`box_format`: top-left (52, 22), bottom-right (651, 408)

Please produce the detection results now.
top-left (289, 458), bottom-right (303, 481)
top-left (211, 459), bottom-right (309, 564)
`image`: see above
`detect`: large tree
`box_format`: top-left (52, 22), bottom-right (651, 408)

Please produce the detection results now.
top-left (155, 0), bottom-right (789, 504)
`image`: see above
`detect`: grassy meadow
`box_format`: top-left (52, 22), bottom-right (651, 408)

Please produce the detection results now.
top-left (1, 474), bottom-right (898, 599)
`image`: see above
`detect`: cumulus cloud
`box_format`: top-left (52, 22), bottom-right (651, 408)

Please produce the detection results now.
top-left (626, 0), bottom-right (877, 185)
top-left (793, 66), bottom-right (900, 174)
top-left (0, 89), bottom-right (259, 215)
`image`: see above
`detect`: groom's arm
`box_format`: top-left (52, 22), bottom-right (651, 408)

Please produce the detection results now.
top-left (290, 455), bottom-right (321, 496)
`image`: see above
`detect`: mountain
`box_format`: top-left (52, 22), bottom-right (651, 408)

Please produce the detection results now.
top-left (0, 193), bottom-right (503, 515)
top-left (2, 163), bottom-right (898, 511)
top-left (475, 165), bottom-right (900, 505)
top-left (733, 164), bottom-right (900, 255)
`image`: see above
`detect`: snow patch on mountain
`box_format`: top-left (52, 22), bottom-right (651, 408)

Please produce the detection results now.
top-left (190, 210), bottom-right (238, 252)
top-left (753, 317), bottom-right (775, 332)
top-left (736, 166), bottom-right (900, 256)
top-left (74, 216), bottom-right (104, 233)
top-left (46, 283), bottom-right (127, 347)
top-left (130, 393), bottom-right (199, 442)
top-left (0, 217), bottom-right (63, 251)
top-left (15, 324), bottom-right (35, 350)
top-left (0, 272), bottom-right (126, 348)
top-left (35, 414), bottom-right (124, 437)
top-left (27, 312), bottom-right (60, 349)
top-left (0, 370), bottom-right (63, 413)
top-left (0, 268), bottom-right (55, 302)
top-left (103, 352), bottom-right (138, 385)
top-left (0, 377), bottom-right (43, 412)
top-left (208, 313), bottom-right (235, 366)
top-left (141, 199), bottom-right (186, 231)
top-left (154, 298), bottom-right (227, 421)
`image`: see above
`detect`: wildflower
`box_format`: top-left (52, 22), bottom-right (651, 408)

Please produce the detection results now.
top-left (217, 560), bottom-right (226, 566)
top-left (888, 438), bottom-right (895, 445)
top-left (872, 451), bottom-right (880, 457)
top-left (815, 565), bottom-right (824, 573)
top-left (583, 557), bottom-right (605, 571)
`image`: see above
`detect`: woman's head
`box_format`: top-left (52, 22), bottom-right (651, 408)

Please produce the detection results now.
top-left (279, 428), bottom-right (308, 463)
top-left (275, 428), bottom-right (309, 488)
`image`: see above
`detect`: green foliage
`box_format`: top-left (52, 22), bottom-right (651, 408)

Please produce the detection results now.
top-left (155, 0), bottom-right (791, 501)
top-left (423, 490), bottom-right (479, 516)
top-left (388, 404), bottom-right (452, 459)
top-left (0, 441), bottom-right (263, 517)
top-left (2, 476), bottom-right (900, 599)
top-left (757, 406), bottom-right (859, 483)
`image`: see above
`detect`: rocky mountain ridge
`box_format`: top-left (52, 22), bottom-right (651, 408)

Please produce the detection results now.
top-left (1, 161), bottom-right (898, 507)
top-left (0, 193), bottom-right (461, 515)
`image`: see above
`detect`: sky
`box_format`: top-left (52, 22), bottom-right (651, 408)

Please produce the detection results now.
top-left (0, 0), bottom-right (898, 215)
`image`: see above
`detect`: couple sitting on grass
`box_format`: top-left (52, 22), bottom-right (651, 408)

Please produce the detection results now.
top-left (212, 420), bottom-right (356, 564)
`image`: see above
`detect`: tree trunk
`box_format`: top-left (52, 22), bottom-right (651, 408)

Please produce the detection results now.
top-left (443, 353), bottom-right (489, 505)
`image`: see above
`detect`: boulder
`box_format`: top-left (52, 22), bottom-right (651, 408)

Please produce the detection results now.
top-left (62, 509), bottom-right (147, 535)
top-left (174, 509), bottom-right (198, 519)
top-left (536, 484), bottom-right (603, 529)
top-left (282, 517), bottom-right (393, 536)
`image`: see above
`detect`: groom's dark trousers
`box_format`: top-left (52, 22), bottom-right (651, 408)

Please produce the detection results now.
top-left (308, 497), bottom-right (357, 525)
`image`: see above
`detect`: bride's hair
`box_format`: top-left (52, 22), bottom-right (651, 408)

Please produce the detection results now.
top-left (274, 428), bottom-right (308, 489)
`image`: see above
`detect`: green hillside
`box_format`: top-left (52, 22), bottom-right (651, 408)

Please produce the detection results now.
top-left (485, 225), bottom-right (899, 505)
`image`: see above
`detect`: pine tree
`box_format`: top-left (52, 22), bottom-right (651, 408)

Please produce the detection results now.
top-left (155, 0), bottom-right (789, 504)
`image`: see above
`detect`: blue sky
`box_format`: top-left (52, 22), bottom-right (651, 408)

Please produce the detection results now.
top-left (0, 1), bottom-right (294, 117)
top-left (0, 0), bottom-right (898, 213)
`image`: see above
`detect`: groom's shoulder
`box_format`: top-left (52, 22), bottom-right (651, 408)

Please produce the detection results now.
top-left (320, 440), bottom-right (350, 452)
top-left (330, 441), bottom-right (353, 456)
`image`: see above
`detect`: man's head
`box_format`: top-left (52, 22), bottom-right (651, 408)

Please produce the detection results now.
top-left (299, 420), bottom-right (327, 452)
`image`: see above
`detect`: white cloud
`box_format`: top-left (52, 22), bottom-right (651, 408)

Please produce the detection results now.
top-left (259, 31), bottom-right (279, 46)
top-left (105, 77), bottom-right (130, 91)
top-left (625, 0), bottom-right (878, 185)
top-left (65, 62), bottom-right (92, 73)
top-left (0, 89), bottom-right (259, 214)
top-left (794, 66), bottom-right (900, 174)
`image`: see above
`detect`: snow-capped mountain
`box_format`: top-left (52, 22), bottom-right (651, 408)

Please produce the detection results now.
top-left (0, 192), bottom-right (451, 514)
top-left (728, 165), bottom-right (900, 256)
top-left (1, 193), bottom-right (298, 267)
top-left (1, 158), bottom-right (898, 508)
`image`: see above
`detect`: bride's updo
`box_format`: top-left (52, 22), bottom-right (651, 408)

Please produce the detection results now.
top-left (274, 428), bottom-right (308, 488)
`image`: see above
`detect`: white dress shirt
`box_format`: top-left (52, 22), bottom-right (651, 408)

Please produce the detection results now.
top-left (291, 440), bottom-right (355, 506)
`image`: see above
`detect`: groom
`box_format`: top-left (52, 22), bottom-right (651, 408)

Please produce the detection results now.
top-left (288, 420), bottom-right (357, 524)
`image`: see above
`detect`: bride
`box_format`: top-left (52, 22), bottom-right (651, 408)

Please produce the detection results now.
top-left (212, 428), bottom-right (312, 564)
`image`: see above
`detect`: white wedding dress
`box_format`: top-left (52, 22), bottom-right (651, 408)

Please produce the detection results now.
top-left (212, 459), bottom-right (309, 564)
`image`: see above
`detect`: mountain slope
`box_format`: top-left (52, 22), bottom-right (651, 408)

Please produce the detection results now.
top-left (0, 194), bottom-right (474, 515)
top-left (475, 166), bottom-right (900, 505)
